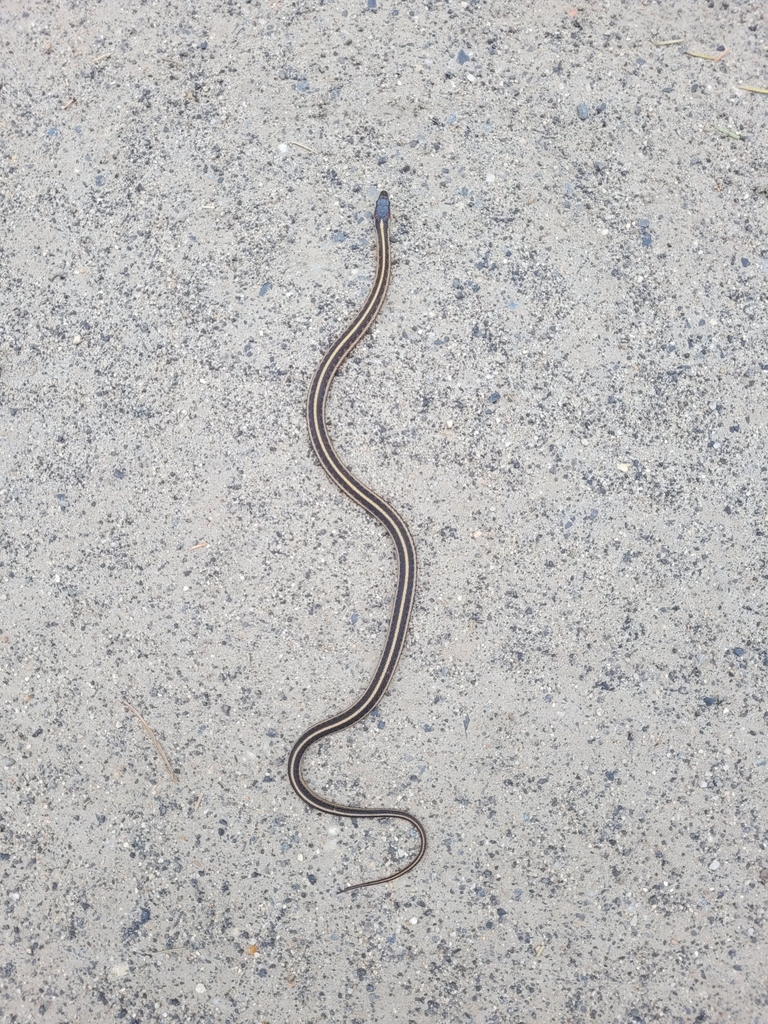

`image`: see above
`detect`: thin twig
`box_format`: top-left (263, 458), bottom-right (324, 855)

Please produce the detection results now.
top-left (737, 84), bottom-right (768, 95)
top-left (124, 699), bottom-right (178, 783)
top-left (652, 38), bottom-right (684, 46)
top-left (711, 123), bottom-right (742, 140)
top-left (288, 139), bottom-right (316, 153)
top-left (193, 792), bottom-right (204, 813)
top-left (143, 946), bottom-right (189, 954)
top-left (92, 53), bottom-right (111, 64)
top-left (685, 48), bottom-right (726, 62)
top-left (62, 97), bottom-right (77, 111)
top-left (190, 541), bottom-right (208, 550)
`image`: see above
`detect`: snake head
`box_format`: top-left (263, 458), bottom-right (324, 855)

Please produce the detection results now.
top-left (374, 191), bottom-right (390, 225)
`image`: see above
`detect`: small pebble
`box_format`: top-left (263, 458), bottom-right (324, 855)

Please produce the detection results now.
top-left (195, 983), bottom-right (206, 994)
top-left (278, 142), bottom-right (288, 154)
top-left (709, 860), bottom-right (719, 871)
top-left (577, 102), bottom-right (589, 120)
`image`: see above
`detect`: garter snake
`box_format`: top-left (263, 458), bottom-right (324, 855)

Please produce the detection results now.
top-left (288, 191), bottom-right (426, 892)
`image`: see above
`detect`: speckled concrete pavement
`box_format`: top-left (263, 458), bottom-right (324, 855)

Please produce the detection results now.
top-left (1, 1), bottom-right (767, 1022)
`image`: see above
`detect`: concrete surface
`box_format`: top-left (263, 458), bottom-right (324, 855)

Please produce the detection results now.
top-left (1, 0), bottom-right (767, 1022)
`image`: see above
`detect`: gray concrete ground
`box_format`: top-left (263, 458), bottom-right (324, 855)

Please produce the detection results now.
top-left (1, 0), bottom-right (767, 1021)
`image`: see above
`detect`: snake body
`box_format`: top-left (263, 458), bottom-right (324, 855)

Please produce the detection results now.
top-left (287, 192), bottom-right (426, 892)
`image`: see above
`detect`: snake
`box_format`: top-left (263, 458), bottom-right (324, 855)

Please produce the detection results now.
top-left (287, 191), bottom-right (426, 892)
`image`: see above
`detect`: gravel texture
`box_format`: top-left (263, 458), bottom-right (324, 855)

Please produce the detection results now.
top-left (1, 1), bottom-right (768, 1022)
